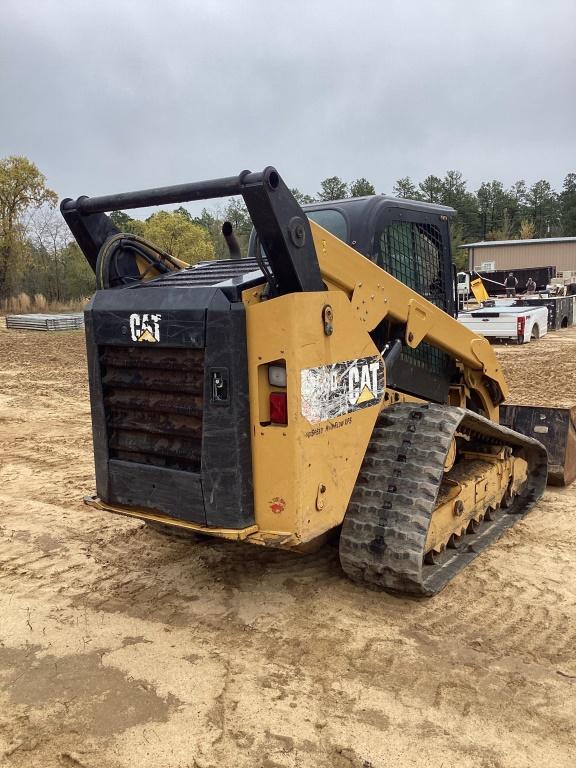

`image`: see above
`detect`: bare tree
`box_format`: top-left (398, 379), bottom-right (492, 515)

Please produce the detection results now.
top-left (29, 204), bottom-right (71, 301)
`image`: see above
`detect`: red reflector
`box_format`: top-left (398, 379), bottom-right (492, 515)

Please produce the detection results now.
top-left (517, 316), bottom-right (525, 337)
top-left (270, 392), bottom-right (288, 424)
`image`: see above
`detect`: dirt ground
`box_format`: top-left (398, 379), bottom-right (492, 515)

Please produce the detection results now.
top-left (1, 323), bottom-right (575, 768)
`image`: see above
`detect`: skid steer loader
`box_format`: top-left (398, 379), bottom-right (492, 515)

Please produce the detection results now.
top-left (60, 167), bottom-right (574, 595)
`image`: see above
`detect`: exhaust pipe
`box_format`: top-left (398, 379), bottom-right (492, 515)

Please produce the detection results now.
top-left (222, 221), bottom-right (241, 260)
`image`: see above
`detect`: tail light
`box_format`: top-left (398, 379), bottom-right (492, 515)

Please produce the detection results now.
top-left (517, 316), bottom-right (525, 340)
top-left (270, 392), bottom-right (288, 425)
top-left (268, 364), bottom-right (287, 387)
top-left (260, 360), bottom-right (287, 426)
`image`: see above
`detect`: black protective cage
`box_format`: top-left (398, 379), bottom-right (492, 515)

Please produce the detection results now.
top-left (61, 167), bottom-right (325, 296)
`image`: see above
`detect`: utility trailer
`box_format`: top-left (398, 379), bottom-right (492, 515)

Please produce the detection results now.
top-left (515, 295), bottom-right (574, 331)
top-left (475, 266), bottom-right (556, 295)
top-left (457, 305), bottom-right (548, 344)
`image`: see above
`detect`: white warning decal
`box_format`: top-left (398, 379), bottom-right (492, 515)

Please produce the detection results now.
top-left (301, 354), bottom-right (385, 424)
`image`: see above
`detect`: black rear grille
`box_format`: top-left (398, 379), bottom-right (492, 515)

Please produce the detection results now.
top-left (100, 345), bottom-right (204, 472)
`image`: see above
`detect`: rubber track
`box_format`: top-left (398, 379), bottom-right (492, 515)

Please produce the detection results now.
top-left (339, 403), bottom-right (548, 596)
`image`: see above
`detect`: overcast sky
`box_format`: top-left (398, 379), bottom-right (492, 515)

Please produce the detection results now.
top-left (1, 0), bottom-right (575, 211)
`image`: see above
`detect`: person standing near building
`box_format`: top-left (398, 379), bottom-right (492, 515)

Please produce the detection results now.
top-left (525, 277), bottom-right (537, 294)
top-left (505, 272), bottom-right (518, 297)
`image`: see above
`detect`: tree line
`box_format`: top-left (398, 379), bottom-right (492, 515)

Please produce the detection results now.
top-left (391, 172), bottom-right (576, 261)
top-left (1, 155), bottom-right (575, 304)
top-left (113, 171), bottom-right (576, 270)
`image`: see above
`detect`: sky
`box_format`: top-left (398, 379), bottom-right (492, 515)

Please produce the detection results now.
top-left (1, 0), bottom-right (575, 213)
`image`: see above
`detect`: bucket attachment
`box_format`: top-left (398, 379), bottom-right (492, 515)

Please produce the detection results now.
top-left (500, 404), bottom-right (576, 486)
top-left (470, 277), bottom-right (489, 303)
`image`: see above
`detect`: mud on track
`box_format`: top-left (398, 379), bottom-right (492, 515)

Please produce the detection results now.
top-left (1, 323), bottom-right (575, 768)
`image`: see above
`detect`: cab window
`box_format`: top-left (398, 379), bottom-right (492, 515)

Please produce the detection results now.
top-left (306, 209), bottom-right (348, 243)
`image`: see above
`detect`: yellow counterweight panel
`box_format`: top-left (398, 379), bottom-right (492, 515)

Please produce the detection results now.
top-left (245, 290), bottom-right (384, 545)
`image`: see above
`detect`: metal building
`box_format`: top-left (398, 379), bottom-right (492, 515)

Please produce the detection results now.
top-left (461, 237), bottom-right (576, 272)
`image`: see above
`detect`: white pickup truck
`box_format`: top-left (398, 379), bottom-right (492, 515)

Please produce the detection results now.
top-left (457, 304), bottom-right (548, 344)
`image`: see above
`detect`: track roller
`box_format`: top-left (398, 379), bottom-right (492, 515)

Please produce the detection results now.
top-left (339, 403), bottom-right (548, 596)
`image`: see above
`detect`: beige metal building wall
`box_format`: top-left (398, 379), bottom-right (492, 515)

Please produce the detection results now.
top-left (465, 240), bottom-right (576, 272)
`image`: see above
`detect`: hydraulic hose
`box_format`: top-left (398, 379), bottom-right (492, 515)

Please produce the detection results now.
top-left (95, 233), bottom-right (186, 289)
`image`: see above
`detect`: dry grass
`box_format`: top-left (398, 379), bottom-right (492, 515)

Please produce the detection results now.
top-left (33, 293), bottom-right (47, 310)
top-left (16, 292), bottom-right (31, 312)
top-left (1, 292), bottom-right (88, 314)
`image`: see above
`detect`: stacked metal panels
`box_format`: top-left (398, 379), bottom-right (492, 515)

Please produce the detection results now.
top-left (5, 313), bottom-right (84, 331)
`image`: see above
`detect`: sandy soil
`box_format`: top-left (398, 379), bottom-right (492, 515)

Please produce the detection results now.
top-left (1, 323), bottom-right (575, 768)
top-left (495, 330), bottom-right (576, 408)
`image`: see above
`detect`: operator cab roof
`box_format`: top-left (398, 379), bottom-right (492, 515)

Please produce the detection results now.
top-left (247, 194), bottom-right (455, 263)
top-left (301, 196), bottom-right (455, 256)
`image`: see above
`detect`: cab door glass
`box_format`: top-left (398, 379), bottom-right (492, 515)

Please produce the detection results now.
top-left (305, 209), bottom-right (348, 243)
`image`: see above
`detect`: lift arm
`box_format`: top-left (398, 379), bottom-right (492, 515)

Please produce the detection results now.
top-left (309, 221), bottom-right (509, 411)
